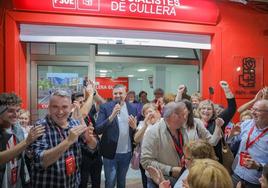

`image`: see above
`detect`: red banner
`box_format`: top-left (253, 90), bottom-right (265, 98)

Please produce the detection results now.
top-left (95, 77), bottom-right (129, 99)
top-left (233, 56), bottom-right (264, 98)
top-left (12, 0), bottom-right (219, 25)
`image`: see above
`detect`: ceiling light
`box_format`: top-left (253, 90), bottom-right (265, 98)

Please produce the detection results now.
top-left (137, 78), bottom-right (144, 81)
top-left (137, 69), bottom-right (147, 72)
top-left (165, 55), bottom-right (179, 58)
top-left (128, 75), bottom-right (134, 77)
top-left (98, 51), bottom-right (110, 55)
top-left (99, 70), bottom-right (108, 73)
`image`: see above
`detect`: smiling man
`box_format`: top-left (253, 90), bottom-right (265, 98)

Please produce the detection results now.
top-left (31, 90), bottom-right (97, 188)
top-left (0, 93), bottom-right (44, 188)
top-left (228, 99), bottom-right (268, 188)
top-left (96, 84), bottom-right (137, 188)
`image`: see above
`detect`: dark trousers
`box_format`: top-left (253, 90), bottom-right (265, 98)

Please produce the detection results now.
top-left (139, 163), bottom-right (147, 188)
top-left (80, 154), bottom-right (103, 188)
top-left (232, 173), bottom-right (261, 188)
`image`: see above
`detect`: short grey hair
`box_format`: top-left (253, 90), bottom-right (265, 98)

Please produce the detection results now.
top-left (163, 101), bottom-right (186, 119)
top-left (50, 90), bottom-right (71, 101)
top-left (113, 84), bottom-right (126, 90)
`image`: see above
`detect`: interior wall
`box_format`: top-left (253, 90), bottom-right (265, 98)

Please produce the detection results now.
top-left (129, 65), bottom-right (199, 100)
top-left (211, 2), bottom-right (268, 121)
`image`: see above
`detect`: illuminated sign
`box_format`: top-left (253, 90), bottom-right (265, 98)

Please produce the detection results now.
top-left (12, 0), bottom-right (219, 25)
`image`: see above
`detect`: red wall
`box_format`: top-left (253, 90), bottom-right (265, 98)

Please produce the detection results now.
top-left (0, 0), bottom-right (13, 93)
top-left (210, 2), bottom-right (268, 121)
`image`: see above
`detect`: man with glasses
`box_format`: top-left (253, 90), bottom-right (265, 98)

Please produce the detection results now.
top-left (228, 99), bottom-right (268, 188)
top-left (0, 93), bottom-right (45, 188)
top-left (31, 90), bottom-right (97, 188)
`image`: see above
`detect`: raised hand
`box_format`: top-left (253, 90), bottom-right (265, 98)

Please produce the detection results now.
top-left (230, 125), bottom-right (241, 137)
top-left (215, 117), bottom-right (224, 127)
top-left (144, 112), bottom-right (154, 125)
top-left (177, 84), bottom-right (186, 94)
top-left (67, 125), bottom-right (87, 145)
top-left (83, 124), bottom-right (95, 144)
top-left (128, 115), bottom-right (137, 129)
top-left (26, 125), bottom-right (45, 145)
top-left (109, 104), bottom-right (121, 121)
top-left (220, 80), bottom-right (229, 89)
top-left (73, 100), bottom-right (82, 109)
top-left (262, 87), bottom-right (268, 100)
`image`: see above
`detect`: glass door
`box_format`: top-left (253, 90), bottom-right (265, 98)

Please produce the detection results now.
top-left (30, 59), bottom-right (90, 121)
top-left (37, 65), bottom-right (88, 119)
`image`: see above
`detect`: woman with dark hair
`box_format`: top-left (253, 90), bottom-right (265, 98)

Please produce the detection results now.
top-left (181, 99), bottom-right (222, 146)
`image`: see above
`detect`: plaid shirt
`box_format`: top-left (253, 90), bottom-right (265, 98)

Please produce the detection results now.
top-left (31, 115), bottom-right (83, 188)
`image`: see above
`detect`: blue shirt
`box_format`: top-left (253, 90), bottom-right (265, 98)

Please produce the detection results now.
top-left (227, 119), bottom-right (268, 184)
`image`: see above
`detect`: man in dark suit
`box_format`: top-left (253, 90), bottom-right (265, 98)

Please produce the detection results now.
top-left (95, 84), bottom-right (137, 188)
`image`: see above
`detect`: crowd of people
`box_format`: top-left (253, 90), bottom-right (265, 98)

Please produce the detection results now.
top-left (0, 80), bottom-right (268, 188)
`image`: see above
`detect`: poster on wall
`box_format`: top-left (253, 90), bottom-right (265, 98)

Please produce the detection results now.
top-left (233, 56), bottom-right (263, 98)
top-left (95, 77), bottom-right (129, 99)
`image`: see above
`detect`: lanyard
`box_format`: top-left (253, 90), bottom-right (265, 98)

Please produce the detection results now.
top-left (55, 127), bottom-right (66, 141)
top-left (167, 127), bottom-right (184, 158)
top-left (6, 134), bottom-right (17, 165)
top-left (246, 125), bottom-right (268, 150)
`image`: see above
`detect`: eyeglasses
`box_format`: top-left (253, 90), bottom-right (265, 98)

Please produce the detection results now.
top-left (251, 108), bottom-right (268, 113)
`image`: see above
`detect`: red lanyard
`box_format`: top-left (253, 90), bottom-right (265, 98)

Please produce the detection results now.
top-left (56, 127), bottom-right (66, 141)
top-left (168, 128), bottom-right (184, 158)
top-left (6, 135), bottom-right (17, 164)
top-left (246, 125), bottom-right (268, 150)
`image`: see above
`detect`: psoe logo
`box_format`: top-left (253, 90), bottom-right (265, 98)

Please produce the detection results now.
top-left (52, 0), bottom-right (100, 11)
top-left (77, 0), bottom-right (100, 11)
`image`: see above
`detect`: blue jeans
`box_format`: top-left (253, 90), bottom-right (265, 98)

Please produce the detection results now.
top-left (147, 177), bottom-right (158, 188)
top-left (103, 152), bottom-right (132, 188)
top-left (232, 173), bottom-right (261, 188)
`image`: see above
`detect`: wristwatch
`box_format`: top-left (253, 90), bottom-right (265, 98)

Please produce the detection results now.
top-left (257, 164), bottom-right (263, 172)
top-left (169, 167), bottom-right (173, 176)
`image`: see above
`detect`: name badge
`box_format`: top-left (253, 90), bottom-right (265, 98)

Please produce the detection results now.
top-left (65, 156), bottom-right (76, 176)
top-left (240, 151), bottom-right (250, 167)
top-left (11, 167), bottom-right (18, 185)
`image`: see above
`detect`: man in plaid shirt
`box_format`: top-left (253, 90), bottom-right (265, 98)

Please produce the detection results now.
top-left (31, 90), bottom-right (97, 188)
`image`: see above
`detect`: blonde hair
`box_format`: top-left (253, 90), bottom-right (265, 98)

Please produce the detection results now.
top-left (187, 159), bottom-right (233, 188)
top-left (163, 93), bottom-right (176, 104)
top-left (240, 110), bottom-right (253, 121)
top-left (191, 92), bottom-right (202, 101)
top-left (141, 103), bottom-right (157, 116)
top-left (184, 140), bottom-right (217, 160)
top-left (197, 100), bottom-right (216, 120)
top-left (19, 109), bottom-right (30, 117)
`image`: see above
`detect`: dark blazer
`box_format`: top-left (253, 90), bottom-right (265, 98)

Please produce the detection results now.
top-left (95, 100), bottom-right (137, 159)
